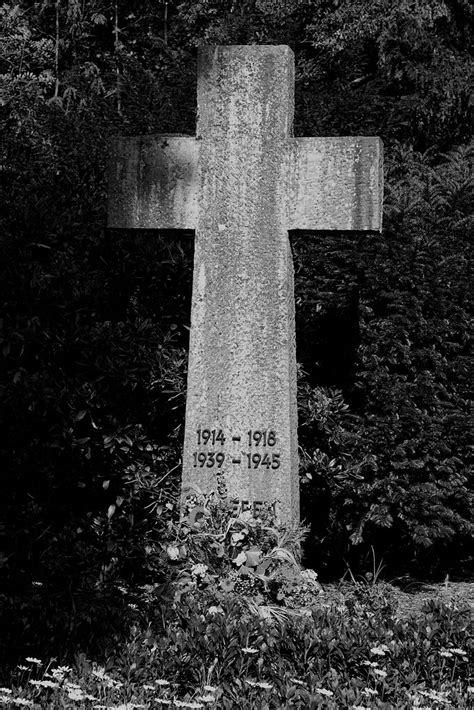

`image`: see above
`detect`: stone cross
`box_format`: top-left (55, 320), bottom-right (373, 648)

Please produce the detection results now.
top-left (107, 45), bottom-right (383, 526)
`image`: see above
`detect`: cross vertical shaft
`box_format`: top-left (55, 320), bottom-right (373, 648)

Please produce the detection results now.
top-left (183, 46), bottom-right (299, 523)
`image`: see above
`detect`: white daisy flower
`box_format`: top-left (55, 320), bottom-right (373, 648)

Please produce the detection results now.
top-left (314, 688), bottom-right (334, 697)
top-left (256, 682), bottom-right (273, 690)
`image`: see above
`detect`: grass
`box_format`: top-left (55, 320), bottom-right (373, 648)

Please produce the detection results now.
top-left (1, 578), bottom-right (472, 709)
top-left (1, 499), bottom-right (472, 708)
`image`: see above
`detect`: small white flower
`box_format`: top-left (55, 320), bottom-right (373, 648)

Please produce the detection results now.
top-left (65, 682), bottom-right (82, 690)
top-left (29, 679), bottom-right (59, 688)
top-left (32, 581), bottom-right (43, 587)
top-left (256, 682), bottom-right (273, 690)
top-left (143, 684), bottom-right (156, 690)
top-left (10, 700), bottom-right (34, 706)
top-left (0, 697), bottom-right (12, 705)
top-left (16, 666), bottom-right (29, 671)
top-left (155, 678), bottom-right (170, 686)
top-left (351, 706), bottom-right (371, 710)
top-left (419, 689), bottom-right (449, 701)
top-left (67, 689), bottom-right (86, 700)
top-left (467, 686), bottom-right (474, 693)
top-left (25, 657), bottom-right (42, 665)
top-left (289, 678), bottom-right (306, 687)
top-left (196, 695), bottom-right (216, 703)
top-left (361, 660), bottom-right (379, 667)
top-left (314, 688), bottom-right (334, 697)
top-left (245, 680), bottom-right (258, 687)
top-left (167, 545), bottom-right (180, 560)
top-left (53, 665), bottom-right (71, 675)
top-left (207, 605), bottom-right (224, 616)
top-left (362, 688), bottom-right (378, 696)
top-left (241, 647), bottom-right (258, 654)
top-left (370, 644), bottom-right (389, 655)
top-left (233, 551), bottom-right (247, 566)
top-left (451, 647), bottom-right (466, 655)
top-left (0, 689), bottom-right (12, 694)
top-left (439, 650), bottom-right (453, 658)
top-left (191, 564), bottom-right (208, 577)
top-left (372, 669), bottom-right (387, 678)
top-left (203, 685), bottom-right (217, 693)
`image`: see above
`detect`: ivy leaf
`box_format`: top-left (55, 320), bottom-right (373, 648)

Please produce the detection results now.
top-left (245, 549), bottom-right (262, 568)
top-left (188, 506), bottom-right (206, 528)
top-left (233, 551), bottom-right (247, 567)
top-left (231, 531), bottom-right (246, 545)
top-left (220, 577), bottom-right (235, 592)
top-left (166, 545), bottom-right (180, 561)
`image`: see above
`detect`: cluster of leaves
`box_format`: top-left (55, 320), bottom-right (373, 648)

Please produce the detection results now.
top-left (295, 140), bottom-right (473, 578)
top-left (1, 501), bottom-right (472, 706)
top-left (297, 0), bottom-right (472, 148)
top-left (1, 585), bottom-right (472, 708)
top-left (160, 492), bottom-right (314, 611)
top-left (0, 491), bottom-right (310, 676)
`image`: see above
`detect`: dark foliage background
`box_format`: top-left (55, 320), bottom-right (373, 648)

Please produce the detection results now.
top-left (1, 0), bottom-right (472, 664)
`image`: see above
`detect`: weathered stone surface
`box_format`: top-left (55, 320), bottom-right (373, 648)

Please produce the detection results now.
top-left (183, 46), bottom-right (299, 525)
top-left (106, 45), bottom-right (384, 526)
top-left (290, 137), bottom-right (383, 231)
top-left (107, 135), bottom-right (199, 229)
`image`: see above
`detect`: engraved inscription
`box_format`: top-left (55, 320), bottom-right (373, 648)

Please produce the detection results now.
top-left (247, 429), bottom-right (276, 446)
top-left (245, 452), bottom-right (280, 469)
top-left (230, 499), bottom-right (277, 515)
top-left (191, 427), bottom-right (281, 471)
top-left (196, 428), bottom-right (226, 445)
top-left (192, 451), bottom-right (225, 468)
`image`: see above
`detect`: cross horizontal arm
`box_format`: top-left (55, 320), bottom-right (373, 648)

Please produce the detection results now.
top-left (290, 137), bottom-right (383, 232)
top-left (107, 135), bottom-right (199, 229)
